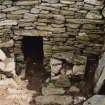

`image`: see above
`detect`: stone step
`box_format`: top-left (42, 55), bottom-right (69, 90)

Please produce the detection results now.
top-left (35, 95), bottom-right (73, 105)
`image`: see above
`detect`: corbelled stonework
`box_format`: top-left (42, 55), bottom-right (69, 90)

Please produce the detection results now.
top-left (0, 0), bottom-right (105, 105)
top-left (0, 0), bottom-right (105, 82)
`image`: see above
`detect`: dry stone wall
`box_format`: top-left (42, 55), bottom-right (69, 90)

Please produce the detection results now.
top-left (0, 0), bottom-right (105, 72)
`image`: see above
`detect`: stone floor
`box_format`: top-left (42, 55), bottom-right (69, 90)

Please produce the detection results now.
top-left (0, 77), bottom-right (38, 105)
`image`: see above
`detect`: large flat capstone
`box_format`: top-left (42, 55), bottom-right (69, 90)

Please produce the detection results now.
top-left (83, 95), bottom-right (105, 105)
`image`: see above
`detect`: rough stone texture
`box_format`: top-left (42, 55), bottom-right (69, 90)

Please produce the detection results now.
top-left (0, 40), bottom-right (14, 48)
top-left (35, 95), bottom-right (73, 105)
top-left (0, 0), bottom-right (105, 94)
top-left (4, 58), bottom-right (16, 77)
top-left (0, 49), bottom-right (7, 61)
top-left (84, 0), bottom-right (104, 6)
top-left (86, 11), bottom-right (103, 19)
top-left (0, 54), bottom-right (16, 77)
top-left (69, 86), bottom-right (80, 93)
top-left (102, 7), bottom-right (105, 17)
top-left (50, 58), bottom-right (63, 74)
top-left (94, 67), bottom-right (105, 93)
top-left (73, 65), bottom-right (86, 76)
top-left (94, 52), bottom-right (105, 93)
top-left (83, 95), bottom-right (105, 105)
top-left (0, 78), bottom-right (35, 105)
top-left (74, 96), bottom-right (86, 105)
top-left (0, 20), bottom-right (17, 26)
top-left (42, 0), bottom-right (60, 4)
top-left (42, 87), bottom-right (65, 96)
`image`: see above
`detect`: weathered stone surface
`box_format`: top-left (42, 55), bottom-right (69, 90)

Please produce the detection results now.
top-left (24, 13), bottom-right (37, 19)
top-left (0, 13), bottom-right (6, 19)
top-left (84, 0), bottom-right (104, 5)
top-left (94, 67), bottom-right (105, 93)
top-left (16, 1), bottom-right (38, 5)
top-left (50, 58), bottom-right (63, 74)
top-left (83, 95), bottom-right (105, 105)
top-left (37, 26), bottom-right (65, 33)
top-left (102, 7), bottom-right (105, 17)
top-left (53, 52), bottom-right (74, 64)
top-left (0, 49), bottom-right (7, 61)
top-left (3, 0), bottom-right (12, 5)
top-left (31, 8), bottom-right (40, 14)
top-left (0, 40), bottom-right (14, 48)
top-left (2, 6), bottom-right (19, 12)
top-left (42, 87), bottom-right (65, 96)
top-left (36, 25), bottom-right (54, 31)
top-left (14, 30), bottom-right (51, 36)
top-left (51, 24), bottom-right (64, 28)
top-left (0, 78), bottom-right (17, 88)
top-left (53, 15), bottom-right (65, 22)
top-left (0, 5), bottom-right (6, 10)
top-left (76, 32), bottom-right (89, 43)
top-left (35, 95), bottom-right (73, 105)
top-left (55, 76), bottom-right (71, 87)
top-left (60, 0), bottom-right (75, 4)
top-left (74, 96), bottom-right (86, 105)
top-left (66, 23), bottom-right (80, 29)
top-left (5, 58), bottom-right (16, 77)
top-left (73, 65), bottom-right (85, 76)
top-left (0, 20), bottom-right (17, 26)
top-left (0, 78), bottom-right (35, 105)
top-left (7, 14), bottom-right (23, 20)
top-left (74, 56), bottom-right (87, 65)
top-left (11, 10), bottom-right (29, 15)
top-left (66, 19), bottom-right (104, 24)
top-left (0, 0), bottom-right (105, 98)
top-left (86, 11), bottom-right (103, 19)
top-left (42, 0), bottom-right (59, 3)
top-left (69, 86), bottom-right (80, 93)
top-left (94, 53), bottom-right (105, 93)
top-left (41, 3), bottom-right (62, 8)
top-left (0, 62), bottom-right (5, 71)
top-left (94, 52), bottom-right (105, 87)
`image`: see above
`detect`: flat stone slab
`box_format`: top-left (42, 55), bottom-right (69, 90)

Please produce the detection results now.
top-left (42, 87), bottom-right (65, 96)
top-left (35, 95), bottom-right (73, 105)
top-left (0, 20), bottom-right (17, 26)
top-left (14, 30), bottom-right (51, 36)
top-left (83, 95), bottom-right (105, 105)
top-left (94, 52), bottom-right (105, 93)
top-left (84, 0), bottom-right (104, 5)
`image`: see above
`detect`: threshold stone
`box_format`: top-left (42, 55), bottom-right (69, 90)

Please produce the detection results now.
top-left (35, 95), bottom-right (73, 105)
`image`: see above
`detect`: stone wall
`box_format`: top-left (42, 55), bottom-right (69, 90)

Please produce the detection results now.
top-left (0, 0), bottom-right (105, 73)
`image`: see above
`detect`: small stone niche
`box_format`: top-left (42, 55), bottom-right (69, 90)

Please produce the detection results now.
top-left (49, 53), bottom-right (100, 96)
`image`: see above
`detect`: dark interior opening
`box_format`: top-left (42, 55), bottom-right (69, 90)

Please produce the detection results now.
top-left (99, 81), bottom-right (105, 94)
top-left (85, 55), bottom-right (99, 95)
top-left (22, 36), bottom-right (44, 91)
top-left (22, 36), bottom-right (43, 64)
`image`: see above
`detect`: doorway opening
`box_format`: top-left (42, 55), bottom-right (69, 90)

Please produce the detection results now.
top-left (22, 36), bottom-right (43, 65)
top-left (22, 36), bottom-right (44, 91)
top-left (84, 55), bottom-right (99, 96)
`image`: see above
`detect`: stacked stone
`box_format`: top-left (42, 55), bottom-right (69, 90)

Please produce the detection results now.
top-left (0, 0), bottom-right (42, 73)
top-left (13, 36), bottom-right (25, 75)
top-left (76, 0), bottom-right (104, 55)
top-left (0, 1), bottom-right (16, 63)
top-left (43, 37), bottom-right (53, 70)
top-left (0, 0), bottom-right (105, 84)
